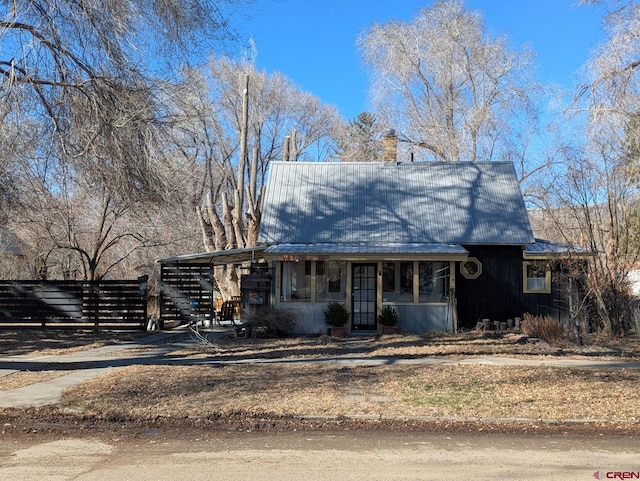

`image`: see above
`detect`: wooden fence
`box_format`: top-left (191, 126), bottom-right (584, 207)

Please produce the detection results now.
top-left (0, 277), bottom-right (148, 329)
top-left (159, 263), bottom-right (214, 328)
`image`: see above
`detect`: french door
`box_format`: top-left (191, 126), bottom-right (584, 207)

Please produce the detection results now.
top-left (352, 263), bottom-right (377, 331)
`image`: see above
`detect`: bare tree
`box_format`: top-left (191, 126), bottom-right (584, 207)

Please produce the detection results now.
top-left (511, 0), bottom-right (640, 337)
top-left (532, 82), bottom-right (640, 337)
top-left (358, 0), bottom-right (537, 162)
top-left (169, 58), bottom-right (341, 297)
top-left (577, 0), bottom-right (640, 110)
top-left (0, 0), bottom-right (249, 201)
top-left (0, 0), bottom-right (251, 279)
top-left (532, 138), bottom-right (640, 335)
top-left (10, 155), bottom-right (167, 280)
top-left (562, 0), bottom-right (640, 335)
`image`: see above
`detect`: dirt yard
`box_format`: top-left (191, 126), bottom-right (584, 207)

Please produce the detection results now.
top-left (2, 329), bottom-right (640, 436)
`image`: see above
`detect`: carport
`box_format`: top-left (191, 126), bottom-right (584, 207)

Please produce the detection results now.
top-left (155, 246), bottom-right (266, 328)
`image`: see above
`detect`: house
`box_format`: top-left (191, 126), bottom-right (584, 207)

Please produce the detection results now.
top-left (0, 226), bottom-right (23, 257)
top-left (0, 226), bottom-right (29, 279)
top-left (158, 133), bottom-right (587, 334)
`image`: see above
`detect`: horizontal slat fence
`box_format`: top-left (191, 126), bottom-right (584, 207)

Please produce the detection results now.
top-left (160, 263), bottom-right (214, 328)
top-left (0, 278), bottom-right (147, 329)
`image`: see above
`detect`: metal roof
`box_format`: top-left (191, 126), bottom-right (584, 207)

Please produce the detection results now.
top-left (259, 161), bottom-right (535, 246)
top-left (156, 246), bottom-right (266, 264)
top-left (264, 243), bottom-right (468, 260)
top-left (523, 238), bottom-right (593, 258)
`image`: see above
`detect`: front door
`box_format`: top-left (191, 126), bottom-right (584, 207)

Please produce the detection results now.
top-left (352, 263), bottom-right (377, 331)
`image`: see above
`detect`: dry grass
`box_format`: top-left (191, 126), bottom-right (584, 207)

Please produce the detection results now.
top-left (61, 363), bottom-right (640, 422)
top-left (2, 328), bottom-right (640, 360)
top-left (3, 329), bottom-right (640, 426)
top-left (60, 330), bottom-right (640, 424)
top-left (0, 329), bottom-right (147, 356)
top-left (173, 330), bottom-right (640, 361)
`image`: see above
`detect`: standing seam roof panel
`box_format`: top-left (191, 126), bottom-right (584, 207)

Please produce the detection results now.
top-left (258, 161), bottom-right (534, 246)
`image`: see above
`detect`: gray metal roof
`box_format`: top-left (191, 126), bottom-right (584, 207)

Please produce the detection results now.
top-left (523, 238), bottom-right (593, 258)
top-left (156, 246), bottom-right (266, 264)
top-left (259, 161), bottom-right (535, 246)
top-left (264, 243), bottom-right (468, 260)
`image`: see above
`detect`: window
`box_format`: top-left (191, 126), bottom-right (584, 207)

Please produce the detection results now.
top-left (382, 261), bottom-right (413, 302)
top-left (281, 261), bottom-right (311, 301)
top-left (316, 260), bottom-right (346, 301)
top-left (523, 260), bottom-right (551, 294)
top-left (419, 262), bottom-right (449, 302)
top-left (382, 262), bottom-right (395, 293)
top-left (460, 257), bottom-right (482, 279)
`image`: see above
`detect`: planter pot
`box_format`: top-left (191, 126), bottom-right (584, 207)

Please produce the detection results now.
top-left (382, 325), bottom-right (397, 335)
top-left (331, 326), bottom-right (346, 337)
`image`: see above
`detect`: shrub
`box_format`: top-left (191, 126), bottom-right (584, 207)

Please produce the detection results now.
top-left (377, 306), bottom-right (399, 326)
top-left (521, 313), bottom-right (567, 346)
top-left (244, 307), bottom-right (297, 338)
top-left (323, 302), bottom-right (349, 326)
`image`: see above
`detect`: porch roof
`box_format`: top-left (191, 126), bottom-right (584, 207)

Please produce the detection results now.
top-left (156, 246), bottom-right (266, 264)
top-left (264, 243), bottom-right (468, 261)
top-left (523, 238), bottom-right (593, 259)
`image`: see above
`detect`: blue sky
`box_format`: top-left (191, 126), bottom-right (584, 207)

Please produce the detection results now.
top-left (236, 0), bottom-right (608, 120)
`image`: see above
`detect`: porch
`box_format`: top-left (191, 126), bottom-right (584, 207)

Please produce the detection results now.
top-left (265, 244), bottom-right (467, 335)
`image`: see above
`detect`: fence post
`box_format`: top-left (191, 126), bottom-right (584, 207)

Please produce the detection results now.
top-left (138, 275), bottom-right (149, 330)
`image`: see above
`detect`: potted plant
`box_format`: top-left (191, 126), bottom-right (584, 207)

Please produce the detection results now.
top-left (323, 302), bottom-right (349, 337)
top-left (377, 305), bottom-right (399, 334)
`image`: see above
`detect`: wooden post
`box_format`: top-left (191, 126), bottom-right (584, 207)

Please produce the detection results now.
top-left (450, 261), bottom-right (458, 334)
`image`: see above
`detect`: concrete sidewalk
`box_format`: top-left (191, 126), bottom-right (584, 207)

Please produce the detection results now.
top-left (0, 328), bottom-right (210, 408)
top-left (1, 327), bottom-right (640, 409)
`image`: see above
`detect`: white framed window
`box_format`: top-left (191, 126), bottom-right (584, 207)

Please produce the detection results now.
top-left (281, 261), bottom-right (311, 301)
top-left (382, 261), bottom-right (414, 302)
top-left (523, 260), bottom-right (551, 294)
top-left (419, 261), bottom-right (449, 303)
top-left (316, 260), bottom-right (346, 301)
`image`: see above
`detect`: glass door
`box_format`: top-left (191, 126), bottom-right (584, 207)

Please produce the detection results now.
top-left (352, 263), bottom-right (377, 331)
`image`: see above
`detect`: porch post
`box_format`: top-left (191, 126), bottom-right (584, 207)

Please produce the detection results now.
top-left (450, 260), bottom-right (458, 334)
top-left (376, 260), bottom-right (383, 333)
top-left (346, 261), bottom-right (352, 332)
top-left (274, 261), bottom-right (281, 305)
top-left (412, 261), bottom-right (419, 304)
top-left (310, 261), bottom-right (317, 303)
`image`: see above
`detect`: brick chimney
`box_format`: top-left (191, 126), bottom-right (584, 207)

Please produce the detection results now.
top-left (383, 129), bottom-right (398, 163)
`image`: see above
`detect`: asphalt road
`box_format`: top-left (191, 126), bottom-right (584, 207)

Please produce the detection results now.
top-left (1, 430), bottom-right (638, 481)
